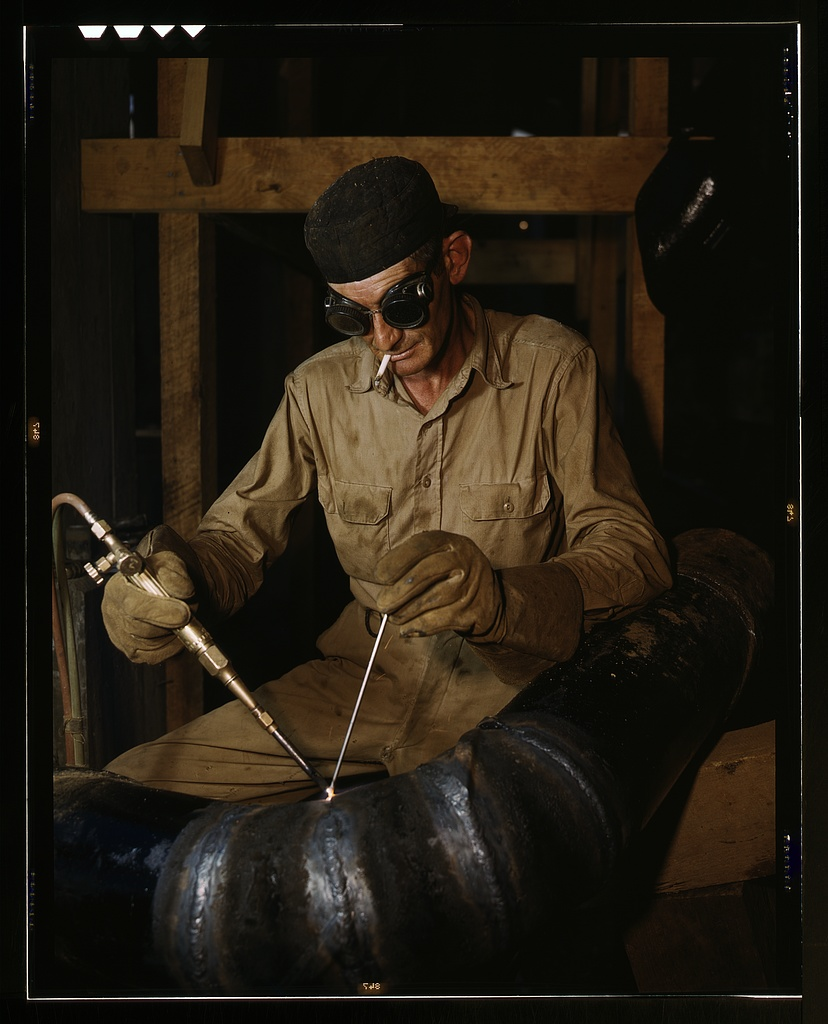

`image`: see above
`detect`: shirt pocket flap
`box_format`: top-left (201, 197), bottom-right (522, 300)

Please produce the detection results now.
top-left (334, 479), bottom-right (392, 525)
top-left (459, 477), bottom-right (551, 521)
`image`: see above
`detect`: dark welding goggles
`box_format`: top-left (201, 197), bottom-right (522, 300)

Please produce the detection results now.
top-left (324, 266), bottom-right (435, 337)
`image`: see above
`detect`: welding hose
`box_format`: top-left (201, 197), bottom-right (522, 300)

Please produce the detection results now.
top-left (51, 494), bottom-right (91, 766)
top-left (52, 528), bottom-right (773, 995)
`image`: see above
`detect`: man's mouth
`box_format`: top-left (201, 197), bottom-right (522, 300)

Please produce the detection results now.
top-left (390, 341), bottom-right (418, 362)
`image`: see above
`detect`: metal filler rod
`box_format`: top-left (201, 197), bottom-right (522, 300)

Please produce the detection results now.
top-left (326, 612), bottom-right (388, 800)
top-left (59, 494), bottom-right (329, 795)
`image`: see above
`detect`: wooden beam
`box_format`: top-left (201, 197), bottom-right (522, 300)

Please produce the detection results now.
top-left (464, 239), bottom-right (576, 285)
top-left (575, 57), bottom-right (599, 325)
top-left (650, 720), bottom-right (776, 894)
top-left (576, 58), bottom-right (626, 403)
top-left (180, 58), bottom-right (223, 187)
top-left (621, 720), bottom-right (776, 992)
top-left (623, 880), bottom-right (777, 992)
top-left (587, 217), bottom-right (622, 403)
top-left (157, 58), bottom-right (215, 731)
top-left (81, 135), bottom-right (669, 215)
top-left (158, 212), bottom-right (217, 536)
top-left (157, 58), bottom-right (186, 136)
top-left (628, 56), bottom-right (670, 137)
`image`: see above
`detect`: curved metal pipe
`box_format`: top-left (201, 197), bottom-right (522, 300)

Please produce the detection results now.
top-left (52, 528), bottom-right (773, 995)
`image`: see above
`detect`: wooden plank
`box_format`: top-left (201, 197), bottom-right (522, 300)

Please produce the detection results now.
top-left (623, 880), bottom-right (777, 992)
top-left (158, 210), bottom-right (216, 730)
top-left (464, 239), bottom-right (576, 285)
top-left (587, 217), bottom-right (621, 402)
top-left (158, 58), bottom-right (186, 136)
top-left (628, 57), bottom-right (670, 136)
top-left (180, 58), bottom-right (223, 186)
top-left (158, 212), bottom-right (217, 536)
top-left (157, 59), bottom-right (214, 731)
top-left (81, 135), bottom-right (670, 215)
top-left (575, 58), bottom-right (599, 323)
top-left (278, 57), bottom-right (314, 134)
top-left (652, 721), bottom-right (776, 894)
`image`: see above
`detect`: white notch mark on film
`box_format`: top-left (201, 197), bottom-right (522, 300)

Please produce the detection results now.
top-left (78, 26), bottom-right (205, 40)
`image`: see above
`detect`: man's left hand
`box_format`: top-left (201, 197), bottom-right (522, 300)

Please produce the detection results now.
top-left (375, 531), bottom-right (505, 639)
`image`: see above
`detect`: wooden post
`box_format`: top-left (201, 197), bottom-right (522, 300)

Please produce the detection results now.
top-left (158, 213), bottom-right (217, 531)
top-left (575, 58), bottom-right (599, 326)
top-left (625, 58), bottom-right (668, 465)
top-left (588, 217), bottom-right (623, 406)
top-left (621, 722), bottom-right (776, 991)
top-left (157, 58), bottom-right (219, 729)
top-left (577, 58), bottom-right (625, 409)
top-left (180, 58), bottom-right (224, 186)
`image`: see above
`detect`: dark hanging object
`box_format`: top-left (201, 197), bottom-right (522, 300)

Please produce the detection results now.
top-left (51, 528), bottom-right (773, 996)
top-left (635, 130), bottom-right (742, 319)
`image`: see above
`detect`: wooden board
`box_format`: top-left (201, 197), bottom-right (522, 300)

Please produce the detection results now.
top-left (81, 135), bottom-right (670, 215)
top-left (622, 719), bottom-right (777, 992)
top-left (180, 58), bottom-right (223, 186)
top-left (629, 57), bottom-right (670, 136)
top-left (464, 238), bottom-right (576, 285)
top-left (156, 59), bottom-right (214, 730)
top-left (623, 880), bottom-right (777, 992)
top-left (652, 720), bottom-right (776, 894)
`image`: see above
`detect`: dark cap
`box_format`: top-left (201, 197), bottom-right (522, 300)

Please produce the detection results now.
top-left (304, 156), bottom-right (457, 283)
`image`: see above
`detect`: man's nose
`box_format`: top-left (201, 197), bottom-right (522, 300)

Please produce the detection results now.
top-left (370, 314), bottom-right (404, 350)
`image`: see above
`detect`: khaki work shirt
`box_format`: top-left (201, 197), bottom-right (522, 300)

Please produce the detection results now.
top-left (192, 294), bottom-right (672, 628)
top-left (106, 295), bottom-right (674, 796)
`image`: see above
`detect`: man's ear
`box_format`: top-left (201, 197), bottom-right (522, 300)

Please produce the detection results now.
top-left (443, 231), bottom-right (473, 285)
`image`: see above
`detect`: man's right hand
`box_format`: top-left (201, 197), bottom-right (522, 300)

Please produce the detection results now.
top-left (101, 530), bottom-right (198, 664)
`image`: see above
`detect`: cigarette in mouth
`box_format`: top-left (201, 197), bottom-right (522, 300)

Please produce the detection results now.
top-left (374, 353), bottom-right (391, 387)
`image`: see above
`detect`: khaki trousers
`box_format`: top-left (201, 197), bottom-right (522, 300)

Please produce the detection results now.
top-left (104, 600), bottom-right (518, 804)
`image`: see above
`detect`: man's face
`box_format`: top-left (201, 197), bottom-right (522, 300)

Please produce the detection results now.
top-left (329, 251), bottom-right (454, 379)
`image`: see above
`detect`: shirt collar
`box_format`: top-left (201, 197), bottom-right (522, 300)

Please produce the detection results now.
top-left (463, 293), bottom-right (513, 391)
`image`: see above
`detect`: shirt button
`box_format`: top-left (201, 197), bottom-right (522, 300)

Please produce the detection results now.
top-left (503, 500), bottom-right (514, 513)
top-left (422, 475), bottom-right (432, 488)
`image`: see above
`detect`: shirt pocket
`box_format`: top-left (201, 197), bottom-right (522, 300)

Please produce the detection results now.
top-left (319, 478), bottom-right (392, 579)
top-left (457, 476), bottom-right (553, 567)
top-left (459, 476), bottom-right (551, 520)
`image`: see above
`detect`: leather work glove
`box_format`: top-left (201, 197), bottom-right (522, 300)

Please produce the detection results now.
top-left (375, 531), bottom-right (505, 640)
top-left (101, 525), bottom-right (204, 665)
top-left (376, 530), bottom-right (585, 686)
top-left (471, 561), bottom-right (585, 684)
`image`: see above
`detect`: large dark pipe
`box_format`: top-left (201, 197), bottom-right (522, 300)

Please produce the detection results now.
top-left (51, 528), bottom-right (773, 995)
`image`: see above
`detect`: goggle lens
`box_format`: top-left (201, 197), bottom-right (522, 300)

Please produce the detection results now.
top-left (324, 269), bottom-right (434, 336)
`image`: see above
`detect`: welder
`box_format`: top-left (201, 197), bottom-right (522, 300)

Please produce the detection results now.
top-left (101, 156), bottom-right (672, 804)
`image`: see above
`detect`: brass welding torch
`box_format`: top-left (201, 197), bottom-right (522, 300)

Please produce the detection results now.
top-left (52, 493), bottom-right (328, 793)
